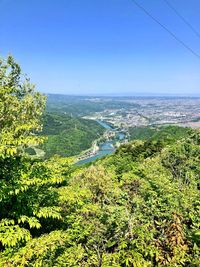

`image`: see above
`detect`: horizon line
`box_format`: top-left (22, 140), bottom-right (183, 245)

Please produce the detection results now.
top-left (45, 92), bottom-right (200, 98)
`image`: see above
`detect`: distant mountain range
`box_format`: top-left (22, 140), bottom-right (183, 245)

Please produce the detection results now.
top-left (46, 92), bottom-right (200, 98)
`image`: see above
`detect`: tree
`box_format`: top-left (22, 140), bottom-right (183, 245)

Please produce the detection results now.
top-left (0, 55), bottom-right (46, 158)
top-left (0, 56), bottom-right (71, 252)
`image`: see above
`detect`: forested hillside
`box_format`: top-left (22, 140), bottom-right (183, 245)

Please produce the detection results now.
top-left (129, 125), bottom-right (192, 143)
top-left (40, 113), bottom-right (105, 157)
top-left (46, 94), bottom-right (140, 116)
top-left (0, 56), bottom-right (199, 266)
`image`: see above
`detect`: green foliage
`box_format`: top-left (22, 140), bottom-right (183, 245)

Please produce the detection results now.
top-left (40, 112), bottom-right (105, 157)
top-left (129, 125), bottom-right (191, 144)
top-left (46, 94), bottom-right (139, 116)
top-left (0, 56), bottom-right (72, 264)
top-left (0, 55), bottom-right (46, 158)
top-left (0, 56), bottom-right (199, 266)
top-left (2, 132), bottom-right (200, 266)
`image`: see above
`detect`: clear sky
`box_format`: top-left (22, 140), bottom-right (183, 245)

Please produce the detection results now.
top-left (1, 0), bottom-right (200, 95)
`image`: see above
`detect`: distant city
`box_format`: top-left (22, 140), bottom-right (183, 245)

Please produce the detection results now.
top-left (82, 96), bottom-right (200, 129)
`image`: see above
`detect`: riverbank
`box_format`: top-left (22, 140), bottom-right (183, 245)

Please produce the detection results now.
top-left (76, 120), bottom-right (126, 165)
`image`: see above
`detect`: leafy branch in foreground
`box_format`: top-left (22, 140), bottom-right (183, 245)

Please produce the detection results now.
top-left (0, 55), bottom-right (72, 255)
top-left (0, 55), bottom-right (46, 158)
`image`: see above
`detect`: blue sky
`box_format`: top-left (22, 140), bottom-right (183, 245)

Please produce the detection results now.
top-left (1, 0), bottom-right (200, 95)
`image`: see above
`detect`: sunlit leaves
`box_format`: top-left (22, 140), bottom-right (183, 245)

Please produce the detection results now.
top-left (18, 216), bottom-right (41, 229)
top-left (0, 55), bottom-right (46, 158)
top-left (34, 207), bottom-right (62, 220)
top-left (0, 224), bottom-right (31, 247)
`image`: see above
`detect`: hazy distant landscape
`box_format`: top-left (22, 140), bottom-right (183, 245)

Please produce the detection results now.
top-left (37, 94), bottom-right (200, 161)
top-left (47, 94), bottom-right (200, 127)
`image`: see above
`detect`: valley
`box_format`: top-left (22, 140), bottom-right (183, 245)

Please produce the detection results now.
top-left (41, 95), bottom-right (200, 163)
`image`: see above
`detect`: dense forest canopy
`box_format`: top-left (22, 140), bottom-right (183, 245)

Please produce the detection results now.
top-left (129, 125), bottom-right (192, 143)
top-left (40, 112), bottom-right (105, 158)
top-left (0, 56), bottom-right (199, 266)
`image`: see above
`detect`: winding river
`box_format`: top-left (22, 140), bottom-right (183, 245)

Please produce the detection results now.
top-left (77, 120), bottom-right (125, 165)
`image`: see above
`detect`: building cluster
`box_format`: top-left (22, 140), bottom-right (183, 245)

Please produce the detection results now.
top-left (85, 97), bottom-right (200, 129)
